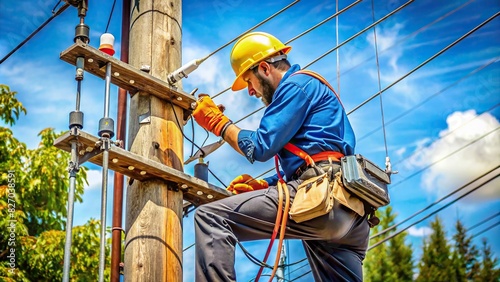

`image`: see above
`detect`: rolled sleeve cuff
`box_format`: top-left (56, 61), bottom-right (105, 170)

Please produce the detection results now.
top-left (238, 129), bottom-right (256, 164)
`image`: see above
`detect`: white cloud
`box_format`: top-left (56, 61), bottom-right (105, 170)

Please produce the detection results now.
top-left (85, 169), bottom-right (103, 190)
top-left (408, 110), bottom-right (500, 202)
top-left (408, 226), bottom-right (433, 237)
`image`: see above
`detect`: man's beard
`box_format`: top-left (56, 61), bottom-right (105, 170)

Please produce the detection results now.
top-left (255, 72), bottom-right (276, 106)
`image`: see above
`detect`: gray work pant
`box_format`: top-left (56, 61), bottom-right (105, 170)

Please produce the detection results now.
top-left (194, 179), bottom-right (370, 282)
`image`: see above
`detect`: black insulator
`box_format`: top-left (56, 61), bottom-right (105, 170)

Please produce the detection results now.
top-left (74, 23), bottom-right (90, 43)
top-left (69, 111), bottom-right (84, 129)
top-left (98, 117), bottom-right (114, 138)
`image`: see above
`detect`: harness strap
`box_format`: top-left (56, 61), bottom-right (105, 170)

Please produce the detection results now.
top-left (284, 142), bottom-right (344, 166)
top-left (292, 69), bottom-right (344, 109)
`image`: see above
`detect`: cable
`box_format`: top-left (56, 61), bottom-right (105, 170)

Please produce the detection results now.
top-left (205, 0), bottom-right (300, 62)
top-left (105, 0), bottom-right (117, 33)
top-left (336, 0), bottom-right (341, 96)
top-left (183, 242), bottom-right (195, 252)
top-left (472, 221), bottom-right (500, 239)
top-left (468, 212), bottom-right (500, 232)
top-left (207, 167), bottom-right (227, 187)
top-left (285, 0), bottom-right (362, 45)
top-left (347, 12), bottom-right (499, 115)
top-left (392, 102), bottom-right (500, 167)
top-left (339, 0), bottom-right (477, 80)
top-left (357, 58), bottom-right (499, 142)
top-left (304, 0), bottom-right (415, 70)
top-left (390, 126), bottom-right (499, 189)
top-left (368, 173), bottom-right (498, 251)
top-left (212, 0), bottom-right (363, 99)
top-left (370, 0), bottom-right (390, 161)
top-left (168, 100), bottom-right (206, 157)
top-left (290, 270), bottom-right (312, 281)
top-left (0, 2), bottom-right (70, 65)
top-left (370, 166), bottom-right (499, 239)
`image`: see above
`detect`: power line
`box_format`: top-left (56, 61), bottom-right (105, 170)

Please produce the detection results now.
top-left (468, 212), bottom-right (500, 232)
top-left (337, 0), bottom-right (477, 81)
top-left (211, 0), bottom-right (364, 99)
top-left (304, 0), bottom-right (415, 69)
top-left (357, 57), bottom-right (499, 142)
top-left (347, 12), bottom-right (499, 115)
top-left (391, 103), bottom-right (500, 168)
top-left (204, 0), bottom-right (300, 62)
top-left (390, 126), bottom-right (500, 189)
top-left (104, 0), bottom-right (117, 33)
top-left (370, 166), bottom-right (499, 240)
top-left (290, 269), bottom-right (312, 281)
top-left (472, 221), bottom-right (500, 239)
top-left (0, 2), bottom-right (70, 65)
top-left (368, 173), bottom-right (498, 251)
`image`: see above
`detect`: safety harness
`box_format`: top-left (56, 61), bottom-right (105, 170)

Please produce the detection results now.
top-left (255, 70), bottom-right (345, 282)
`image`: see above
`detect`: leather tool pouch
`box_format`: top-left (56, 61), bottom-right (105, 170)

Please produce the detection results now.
top-left (289, 172), bottom-right (334, 223)
top-left (340, 154), bottom-right (391, 209)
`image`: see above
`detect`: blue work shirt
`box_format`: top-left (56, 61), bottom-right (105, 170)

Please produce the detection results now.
top-left (237, 64), bottom-right (355, 185)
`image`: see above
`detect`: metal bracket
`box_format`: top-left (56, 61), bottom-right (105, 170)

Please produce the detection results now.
top-left (139, 111), bottom-right (151, 124)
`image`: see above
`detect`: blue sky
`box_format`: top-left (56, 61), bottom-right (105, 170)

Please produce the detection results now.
top-left (1, 0), bottom-right (499, 281)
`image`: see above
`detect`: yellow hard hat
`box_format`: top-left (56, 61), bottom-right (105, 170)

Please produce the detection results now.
top-left (230, 32), bottom-right (291, 91)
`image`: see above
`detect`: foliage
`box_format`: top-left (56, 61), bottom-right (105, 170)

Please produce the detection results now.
top-left (474, 238), bottom-right (500, 282)
top-left (0, 84), bottom-right (26, 126)
top-left (451, 220), bottom-right (480, 281)
top-left (416, 216), bottom-right (455, 281)
top-left (363, 206), bottom-right (413, 282)
top-left (0, 85), bottom-right (109, 281)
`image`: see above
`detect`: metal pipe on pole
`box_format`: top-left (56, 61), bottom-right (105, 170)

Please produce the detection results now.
top-left (110, 0), bottom-right (131, 279)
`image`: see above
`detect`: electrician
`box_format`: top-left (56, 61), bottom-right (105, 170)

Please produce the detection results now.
top-left (192, 31), bottom-right (369, 282)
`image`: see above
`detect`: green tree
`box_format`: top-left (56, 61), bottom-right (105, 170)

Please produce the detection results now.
top-left (451, 219), bottom-right (479, 281)
top-left (0, 84), bottom-right (109, 281)
top-left (416, 216), bottom-right (455, 282)
top-left (364, 206), bottom-right (413, 282)
top-left (473, 238), bottom-right (500, 282)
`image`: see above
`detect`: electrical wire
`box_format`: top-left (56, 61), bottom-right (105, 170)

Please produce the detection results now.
top-left (207, 166), bottom-right (227, 187)
top-left (168, 101), bottom-right (206, 157)
top-left (339, 0), bottom-right (477, 80)
top-left (472, 221), bottom-right (500, 239)
top-left (347, 12), bottom-right (499, 115)
top-left (370, 0), bottom-right (390, 160)
top-left (304, 0), bottom-right (415, 70)
top-left (357, 58), bottom-right (500, 142)
top-left (368, 173), bottom-right (498, 251)
top-left (0, 2), bottom-right (70, 64)
top-left (290, 269), bottom-right (312, 281)
top-left (468, 212), bottom-right (500, 232)
top-left (204, 0), bottom-right (300, 62)
top-left (211, 0), bottom-right (363, 99)
top-left (389, 126), bottom-right (499, 189)
top-left (104, 0), bottom-right (117, 33)
top-left (370, 166), bottom-right (499, 239)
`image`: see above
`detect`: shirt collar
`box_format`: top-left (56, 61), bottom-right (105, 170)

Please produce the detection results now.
top-left (278, 64), bottom-right (301, 88)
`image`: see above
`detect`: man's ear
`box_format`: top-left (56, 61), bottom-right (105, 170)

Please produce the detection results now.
top-left (259, 61), bottom-right (271, 76)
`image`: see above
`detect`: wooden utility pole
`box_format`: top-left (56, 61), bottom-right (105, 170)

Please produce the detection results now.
top-left (124, 0), bottom-right (183, 281)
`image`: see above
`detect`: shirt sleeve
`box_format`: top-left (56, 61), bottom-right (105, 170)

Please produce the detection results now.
top-left (237, 81), bottom-right (313, 163)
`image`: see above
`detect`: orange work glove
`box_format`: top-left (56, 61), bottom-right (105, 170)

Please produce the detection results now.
top-left (192, 94), bottom-right (231, 136)
top-left (227, 174), bottom-right (269, 195)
